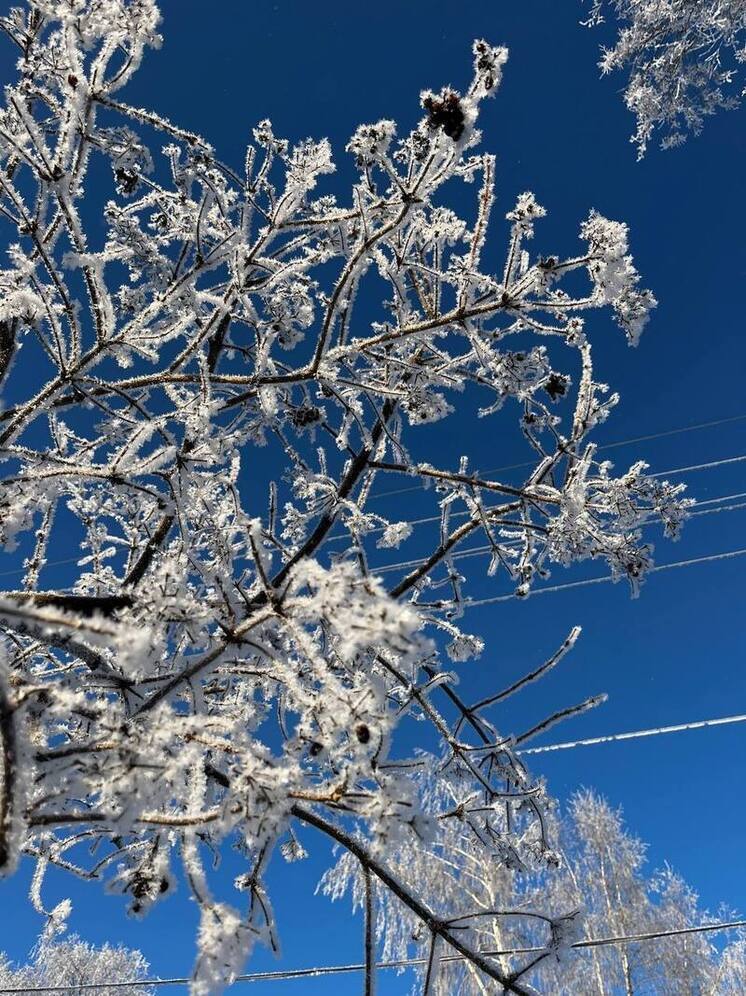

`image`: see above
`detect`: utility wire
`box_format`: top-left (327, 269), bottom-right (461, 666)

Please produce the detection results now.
top-left (327, 458), bottom-right (746, 547)
top-left (0, 554), bottom-right (82, 580)
top-left (688, 490), bottom-right (746, 506)
top-left (370, 412), bottom-right (746, 500)
top-left (371, 446), bottom-right (745, 502)
top-left (650, 453), bottom-right (746, 478)
top-left (2, 918), bottom-right (744, 991)
top-left (0, 429), bottom-right (741, 992)
top-left (0, 410), bottom-right (742, 583)
top-left (1, 490), bottom-right (743, 606)
top-left (349, 450), bottom-right (746, 544)
top-left (692, 498), bottom-right (746, 516)
top-left (0, 565), bottom-right (742, 988)
top-left (466, 547), bottom-right (746, 608)
top-left (2, 439), bottom-right (744, 580)
top-left (362, 486), bottom-right (746, 549)
top-left (370, 493), bottom-right (746, 575)
top-left (519, 711), bottom-right (746, 755)
top-left (1, 488), bottom-right (742, 582)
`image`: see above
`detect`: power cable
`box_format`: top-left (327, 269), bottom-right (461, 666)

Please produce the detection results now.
top-left (370, 493), bottom-right (746, 576)
top-left (519, 711), bottom-right (746, 755)
top-left (650, 453), bottom-right (746, 478)
top-left (355, 487), bottom-right (746, 548)
top-left (2, 918), bottom-right (744, 991)
top-left (330, 451), bottom-right (746, 544)
top-left (1, 437), bottom-right (744, 579)
top-left (1, 489), bottom-right (741, 582)
top-left (466, 547), bottom-right (746, 608)
top-left (369, 412), bottom-right (746, 500)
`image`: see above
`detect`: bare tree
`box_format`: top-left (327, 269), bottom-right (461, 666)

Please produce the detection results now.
top-left (0, 2), bottom-right (690, 992)
top-left (323, 785), bottom-right (746, 994)
top-left (585, 0), bottom-right (746, 155)
top-left (0, 934), bottom-right (152, 995)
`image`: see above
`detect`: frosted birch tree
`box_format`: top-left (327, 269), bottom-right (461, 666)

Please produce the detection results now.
top-left (586, 0), bottom-right (746, 154)
top-left (323, 786), bottom-right (746, 994)
top-left (0, 934), bottom-right (152, 995)
top-left (0, 2), bottom-right (691, 992)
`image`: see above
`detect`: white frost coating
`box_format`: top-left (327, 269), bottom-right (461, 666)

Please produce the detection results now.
top-left (580, 211), bottom-right (657, 346)
top-left (586, 0), bottom-right (746, 155)
top-left (376, 521), bottom-right (414, 549)
top-left (323, 786), bottom-right (746, 993)
top-left (0, 5), bottom-right (692, 992)
top-left (193, 903), bottom-right (255, 996)
top-left (0, 934), bottom-right (153, 995)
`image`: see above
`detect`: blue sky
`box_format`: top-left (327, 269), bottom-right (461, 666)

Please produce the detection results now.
top-left (0, 0), bottom-right (745, 991)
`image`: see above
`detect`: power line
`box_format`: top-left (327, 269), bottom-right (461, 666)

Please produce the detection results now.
top-left (691, 498), bottom-right (746, 516)
top-left (1, 438), bottom-right (744, 582)
top-left (466, 547), bottom-right (746, 608)
top-left (692, 490), bottom-right (746, 506)
top-left (328, 470), bottom-right (746, 551)
top-left (568, 918), bottom-right (746, 951)
top-left (0, 555), bottom-right (82, 580)
top-left (370, 412), bottom-right (746, 500)
top-left (650, 453), bottom-right (746, 478)
top-left (1, 488), bottom-right (742, 584)
top-left (0, 418), bottom-right (741, 988)
top-left (2, 918), bottom-right (744, 991)
top-left (349, 448), bottom-right (746, 547)
top-left (519, 711), bottom-right (746, 755)
top-left (1, 496), bottom-right (743, 600)
top-left (370, 493), bottom-right (746, 575)
top-left (0, 407), bottom-right (741, 579)
top-left (362, 487), bottom-right (746, 550)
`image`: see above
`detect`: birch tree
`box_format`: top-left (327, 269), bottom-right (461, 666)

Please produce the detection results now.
top-left (586, 0), bottom-right (746, 155)
top-left (0, 934), bottom-right (152, 995)
top-left (0, 2), bottom-right (691, 992)
top-left (323, 786), bottom-right (746, 994)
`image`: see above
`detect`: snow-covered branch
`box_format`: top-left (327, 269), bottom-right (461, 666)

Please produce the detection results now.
top-left (586, 0), bottom-right (746, 154)
top-left (0, 3), bottom-right (692, 991)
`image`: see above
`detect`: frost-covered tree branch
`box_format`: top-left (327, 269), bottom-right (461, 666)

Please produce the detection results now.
top-left (586, 0), bottom-right (746, 154)
top-left (322, 786), bottom-right (746, 994)
top-left (0, 2), bottom-right (692, 992)
top-left (0, 934), bottom-right (153, 995)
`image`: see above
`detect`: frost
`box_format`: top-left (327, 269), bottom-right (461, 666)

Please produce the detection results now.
top-left (193, 903), bottom-right (255, 996)
top-left (0, 6), bottom-right (690, 993)
top-left (376, 522), bottom-right (413, 550)
top-left (0, 934), bottom-right (153, 995)
top-left (445, 631), bottom-right (484, 662)
top-left (347, 120), bottom-right (397, 165)
top-left (587, 0), bottom-right (746, 155)
top-left (580, 211), bottom-right (656, 345)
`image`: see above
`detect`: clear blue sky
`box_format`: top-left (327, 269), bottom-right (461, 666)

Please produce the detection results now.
top-left (1, 1), bottom-right (744, 991)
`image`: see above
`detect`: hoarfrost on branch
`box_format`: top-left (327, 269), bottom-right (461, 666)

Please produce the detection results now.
top-left (586, 0), bottom-right (746, 154)
top-left (0, 3), bottom-right (690, 991)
